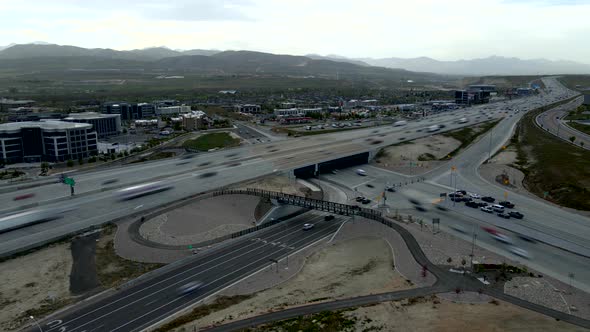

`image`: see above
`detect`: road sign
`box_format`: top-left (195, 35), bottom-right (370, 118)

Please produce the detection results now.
top-left (188, 245), bottom-right (193, 249)
top-left (64, 177), bottom-right (75, 186)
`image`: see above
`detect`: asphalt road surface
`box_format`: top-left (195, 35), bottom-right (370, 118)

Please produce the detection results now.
top-left (536, 95), bottom-right (590, 149)
top-left (0, 78), bottom-right (579, 259)
top-left (36, 212), bottom-right (343, 332)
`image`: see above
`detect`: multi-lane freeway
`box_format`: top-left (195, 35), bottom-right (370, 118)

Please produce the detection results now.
top-left (2, 81), bottom-right (575, 258)
top-left (35, 212), bottom-right (342, 332)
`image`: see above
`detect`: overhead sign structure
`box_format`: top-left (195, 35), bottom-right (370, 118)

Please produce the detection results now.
top-left (64, 177), bottom-right (75, 186)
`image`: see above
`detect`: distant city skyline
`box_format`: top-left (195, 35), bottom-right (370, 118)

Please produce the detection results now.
top-left (1, 0), bottom-right (589, 63)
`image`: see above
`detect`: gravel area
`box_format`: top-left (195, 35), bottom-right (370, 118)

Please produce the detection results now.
top-left (505, 277), bottom-right (570, 314)
top-left (139, 194), bottom-right (257, 246)
top-left (188, 236), bottom-right (412, 330)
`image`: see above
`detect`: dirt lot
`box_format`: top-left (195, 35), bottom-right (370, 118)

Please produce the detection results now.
top-left (374, 135), bottom-right (461, 174)
top-left (179, 237), bottom-right (411, 330)
top-left (0, 243), bottom-right (73, 331)
top-left (345, 295), bottom-right (585, 332)
top-left (237, 175), bottom-right (312, 197)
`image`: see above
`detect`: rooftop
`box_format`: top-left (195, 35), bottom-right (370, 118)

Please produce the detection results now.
top-left (64, 112), bottom-right (120, 120)
top-left (0, 120), bottom-right (92, 133)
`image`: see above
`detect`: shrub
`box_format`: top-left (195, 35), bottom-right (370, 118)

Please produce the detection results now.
top-left (66, 160), bottom-right (74, 167)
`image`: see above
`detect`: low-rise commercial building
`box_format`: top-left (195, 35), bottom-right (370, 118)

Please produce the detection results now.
top-left (0, 121), bottom-right (97, 163)
top-left (0, 98), bottom-right (35, 112)
top-left (274, 108), bottom-right (304, 117)
top-left (63, 112), bottom-right (121, 138)
top-left (181, 110), bottom-right (207, 131)
top-left (156, 105), bottom-right (191, 116)
top-left (235, 104), bottom-right (261, 114)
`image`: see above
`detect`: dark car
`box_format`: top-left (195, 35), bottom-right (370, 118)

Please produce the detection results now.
top-left (448, 192), bottom-right (462, 198)
top-left (509, 211), bottom-right (524, 219)
top-left (456, 190), bottom-right (467, 195)
top-left (324, 215), bottom-right (335, 221)
top-left (499, 201), bottom-right (515, 208)
top-left (481, 196), bottom-right (495, 203)
top-left (366, 184), bottom-right (374, 188)
top-left (477, 202), bottom-right (488, 207)
top-left (497, 212), bottom-right (511, 219)
top-left (465, 201), bottom-right (479, 208)
top-left (386, 186), bottom-right (396, 192)
top-left (361, 199), bottom-right (371, 204)
top-left (355, 196), bottom-right (365, 202)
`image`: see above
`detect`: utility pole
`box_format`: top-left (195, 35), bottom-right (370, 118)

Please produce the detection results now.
top-left (470, 231), bottom-right (477, 270)
top-left (488, 128), bottom-right (493, 162)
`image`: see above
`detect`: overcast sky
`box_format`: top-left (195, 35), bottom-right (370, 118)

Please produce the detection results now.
top-left (1, 0), bottom-right (589, 62)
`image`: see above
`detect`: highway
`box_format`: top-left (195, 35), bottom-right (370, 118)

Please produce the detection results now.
top-left (536, 95), bottom-right (590, 150)
top-left (1, 85), bottom-right (567, 257)
top-left (36, 212), bottom-right (343, 332)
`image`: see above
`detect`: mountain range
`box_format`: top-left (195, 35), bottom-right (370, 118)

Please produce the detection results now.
top-left (1, 42), bottom-right (589, 77)
top-left (0, 43), bottom-right (440, 84)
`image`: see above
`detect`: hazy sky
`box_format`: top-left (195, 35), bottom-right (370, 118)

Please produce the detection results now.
top-left (1, 0), bottom-right (589, 62)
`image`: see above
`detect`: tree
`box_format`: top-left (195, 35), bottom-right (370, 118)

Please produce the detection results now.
top-left (447, 257), bottom-right (453, 264)
top-left (66, 159), bottom-right (74, 167)
top-left (581, 141), bottom-right (584, 148)
top-left (569, 136), bottom-right (576, 143)
top-left (40, 162), bottom-right (49, 174)
top-left (123, 128), bottom-right (128, 134)
top-left (110, 154), bottom-right (116, 160)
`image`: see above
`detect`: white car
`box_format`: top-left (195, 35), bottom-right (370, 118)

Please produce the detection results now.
top-left (509, 246), bottom-right (531, 259)
top-left (356, 169), bottom-right (367, 176)
top-left (177, 281), bottom-right (205, 295)
top-left (491, 233), bottom-right (513, 245)
top-left (480, 206), bottom-right (493, 213)
top-left (468, 193), bottom-right (481, 199)
top-left (303, 223), bottom-right (314, 230)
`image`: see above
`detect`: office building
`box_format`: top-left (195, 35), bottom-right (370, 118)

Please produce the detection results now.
top-left (181, 111), bottom-right (207, 131)
top-left (274, 108), bottom-right (304, 117)
top-left (133, 103), bottom-right (156, 118)
top-left (101, 102), bottom-right (138, 120)
top-left (0, 121), bottom-right (97, 163)
top-left (235, 104), bottom-right (261, 114)
top-left (0, 98), bottom-right (35, 112)
top-left (468, 84), bottom-right (496, 92)
top-left (455, 90), bottom-right (491, 105)
top-left (63, 112), bottom-right (121, 138)
top-left (156, 105), bottom-right (191, 116)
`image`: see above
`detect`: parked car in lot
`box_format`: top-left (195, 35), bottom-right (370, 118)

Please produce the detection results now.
top-left (480, 206), bottom-right (493, 213)
top-left (497, 212), bottom-right (511, 219)
top-left (509, 211), bottom-right (524, 219)
top-left (448, 192), bottom-right (463, 198)
top-left (476, 202), bottom-right (488, 207)
top-left (303, 223), bottom-right (315, 230)
top-left (499, 201), bottom-right (515, 208)
top-left (481, 196), bottom-right (495, 203)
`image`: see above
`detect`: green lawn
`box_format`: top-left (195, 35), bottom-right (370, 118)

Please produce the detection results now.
top-left (182, 132), bottom-right (240, 151)
top-left (511, 101), bottom-right (590, 210)
top-left (568, 122), bottom-right (590, 136)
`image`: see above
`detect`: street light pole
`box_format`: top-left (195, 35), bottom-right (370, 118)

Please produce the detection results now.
top-left (488, 128), bottom-right (493, 162)
top-left (29, 316), bottom-right (43, 332)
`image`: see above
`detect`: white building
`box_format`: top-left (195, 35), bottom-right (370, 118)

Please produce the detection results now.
top-left (274, 108), bottom-right (305, 117)
top-left (235, 104), bottom-right (261, 113)
top-left (155, 105), bottom-right (192, 116)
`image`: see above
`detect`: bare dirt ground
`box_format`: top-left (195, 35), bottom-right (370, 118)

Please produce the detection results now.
top-left (374, 135), bottom-right (461, 175)
top-left (179, 237), bottom-right (411, 330)
top-left (236, 175), bottom-right (311, 196)
top-left (347, 295), bottom-right (586, 331)
top-left (139, 194), bottom-right (259, 246)
top-left (0, 243), bottom-right (73, 331)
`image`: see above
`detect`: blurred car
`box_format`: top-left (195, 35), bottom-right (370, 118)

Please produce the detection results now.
top-left (465, 201), bottom-right (479, 208)
top-left (481, 196), bottom-right (495, 203)
top-left (303, 223), bottom-right (315, 230)
top-left (13, 193), bottom-right (35, 201)
top-left (361, 199), bottom-right (371, 205)
top-left (324, 215), bottom-right (335, 221)
top-left (497, 212), bottom-right (511, 219)
top-left (518, 234), bottom-right (537, 243)
top-left (355, 196), bottom-right (365, 202)
top-left (499, 201), bottom-right (515, 208)
top-left (177, 281), bottom-right (205, 295)
top-left (366, 184), bottom-right (374, 188)
top-left (386, 186), bottom-right (396, 192)
top-left (102, 179), bottom-right (119, 185)
top-left (480, 206), bottom-right (493, 213)
top-left (450, 224), bottom-right (466, 234)
top-left (509, 246), bottom-right (531, 259)
top-left (509, 211), bottom-right (524, 219)
top-left (476, 202), bottom-right (488, 207)
top-left (468, 193), bottom-right (481, 199)
top-left (115, 181), bottom-right (173, 200)
top-left (491, 232), bottom-right (513, 244)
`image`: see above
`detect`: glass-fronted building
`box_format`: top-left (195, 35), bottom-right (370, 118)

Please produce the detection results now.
top-left (0, 121), bottom-right (98, 163)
